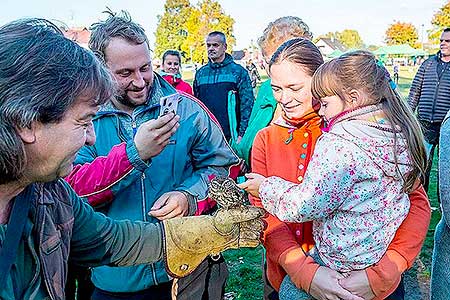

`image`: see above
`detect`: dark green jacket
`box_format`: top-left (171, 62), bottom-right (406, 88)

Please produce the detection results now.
top-left (0, 180), bottom-right (162, 300)
top-left (194, 53), bottom-right (255, 140)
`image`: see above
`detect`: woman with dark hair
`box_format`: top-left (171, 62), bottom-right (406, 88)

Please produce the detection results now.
top-left (239, 38), bottom-right (431, 300)
top-left (160, 49), bottom-right (193, 95)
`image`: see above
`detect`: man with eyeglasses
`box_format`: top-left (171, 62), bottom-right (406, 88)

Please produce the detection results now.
top-left (408, 27), bottom-right (450, 194)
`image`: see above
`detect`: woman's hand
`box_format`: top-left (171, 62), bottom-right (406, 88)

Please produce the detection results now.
top-left (237, 173), bottom-right (266, 197)
top-left (309, 267), bottom-right (364, 300)
top-left (339, 270), bottom-right (375, 300)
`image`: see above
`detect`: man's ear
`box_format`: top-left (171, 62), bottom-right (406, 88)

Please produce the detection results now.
top-left (16, 123), bottom-right (37, 144)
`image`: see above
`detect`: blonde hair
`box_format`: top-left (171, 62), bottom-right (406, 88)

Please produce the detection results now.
top-left (257, 16), bottom-right (312, 58)
top-left (311, 50), bottom-right (427, 191)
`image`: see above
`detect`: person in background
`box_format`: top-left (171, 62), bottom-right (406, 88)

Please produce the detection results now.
top-left (160, 49), bottom-right (193, 95)
top-left (408, 28), bottom-right (450, 194)
top-left (393, 63), bottom-right (399, 85)
top-left (246, 59), bottom-right (261, 89)
top-left (238, 38), bottom-right (431, 300)
top-left (233, 16), bottom-right (313, 166)
top-left (194, 31), bottom-right (254, 143)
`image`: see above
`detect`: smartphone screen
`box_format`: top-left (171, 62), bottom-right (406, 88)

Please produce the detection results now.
top-left (159, 93), bottom-right (180, 117)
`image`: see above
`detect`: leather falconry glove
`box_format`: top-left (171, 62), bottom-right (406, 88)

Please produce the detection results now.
top-left (161, 176), bottom-right (266, 278)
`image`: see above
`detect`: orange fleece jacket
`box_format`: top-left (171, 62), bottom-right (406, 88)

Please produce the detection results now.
top-left (250, 114), bottom-right (431, 298)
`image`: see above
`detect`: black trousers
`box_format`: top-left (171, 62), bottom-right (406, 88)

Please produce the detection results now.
top-left (419, 120), bottom-right (441, 195)
top-left (65, 263), bottom-right (94, 300)
top-left (91, 257), bottom-right (228, 300)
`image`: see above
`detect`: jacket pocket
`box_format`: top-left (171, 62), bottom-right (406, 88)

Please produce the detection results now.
top-left (42, 229), bottom-right (62, 255)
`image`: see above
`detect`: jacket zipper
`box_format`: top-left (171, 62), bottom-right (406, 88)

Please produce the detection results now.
top-left (132, 117), bottom-right (149, 222)
top-left (127, 114), bottom-right (158, 284)
top-left (141, 173), bottom-right (147, 221)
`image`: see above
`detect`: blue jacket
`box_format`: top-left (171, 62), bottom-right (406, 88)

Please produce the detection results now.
top-left (408, 52), bottom-right (450, 123)
top-left (194, 53), bottom-right (255, 140)
top-left (75, 74), bottom-right (239, 292)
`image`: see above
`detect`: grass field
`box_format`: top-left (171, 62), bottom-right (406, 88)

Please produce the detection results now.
top-left (220, 66), bottom-right (441, 299)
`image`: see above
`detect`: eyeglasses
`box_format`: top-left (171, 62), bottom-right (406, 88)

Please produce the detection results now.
top-left (440, 39), bottom-right (450, 43)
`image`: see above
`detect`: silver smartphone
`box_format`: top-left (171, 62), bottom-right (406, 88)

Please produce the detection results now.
top-left (159, 93), bottom-right (179, 116)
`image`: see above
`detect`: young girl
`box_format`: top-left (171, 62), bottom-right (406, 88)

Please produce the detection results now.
top-left (240, 50), bottom-right (427, 299)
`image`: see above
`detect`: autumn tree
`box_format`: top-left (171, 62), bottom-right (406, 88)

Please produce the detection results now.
top-left (385, 21), bottom-right (418, 47)
top-left (181, 0), bottom-right (235, 63)
top-left (317, 29), bottom-right (364, 49)
top-left (337, 29), bottom-right (364, 49)
top-left (429, 1), bottom-right (450, 44)
top-left (154, 0), bottom-right (192, 59)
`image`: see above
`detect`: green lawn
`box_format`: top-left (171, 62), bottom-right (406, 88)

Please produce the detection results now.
top-left (223, 66), bottom-right (440, 298)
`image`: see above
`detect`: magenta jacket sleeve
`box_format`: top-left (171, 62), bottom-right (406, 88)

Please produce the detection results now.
top-left (65, 143), bottom-right (134, 207)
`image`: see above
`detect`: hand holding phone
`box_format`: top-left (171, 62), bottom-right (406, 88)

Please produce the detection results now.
top-left (159, 93), bottom-right (180, 117)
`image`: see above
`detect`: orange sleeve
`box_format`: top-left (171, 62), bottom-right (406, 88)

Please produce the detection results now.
top-left (278, 246), bottom-right (320, 292)
top-left (250, 131), bottom-right (319, 291)
top-left (250, 131), bottom-right (300, 260)
top-left (366, 185), bottom-right (431, 297)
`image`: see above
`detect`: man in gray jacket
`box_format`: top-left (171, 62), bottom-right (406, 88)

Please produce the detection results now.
top-left (408, 27), bottom-right (450, 192)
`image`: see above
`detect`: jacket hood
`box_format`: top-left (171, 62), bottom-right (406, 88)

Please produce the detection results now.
top-left (208, 53), bottom-right (234, 69)
top-left (329, 105), bottom-right (412, 180)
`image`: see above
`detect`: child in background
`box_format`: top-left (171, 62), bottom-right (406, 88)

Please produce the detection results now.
top-left (239, 51), bottom-right (427, 299)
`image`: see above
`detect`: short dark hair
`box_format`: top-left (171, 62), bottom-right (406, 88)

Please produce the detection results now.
top-left (207, 31), bottom-right (227, 44)
top-left (443, 27), bottom-right (450, 33)
top-left (89, 10), bottom-right (149, 63)
top-left (162, 50), bottom-right (182, 64)
top-left (0, 18), bottom-right (114, 184)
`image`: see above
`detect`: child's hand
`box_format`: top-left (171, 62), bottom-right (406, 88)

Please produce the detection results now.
top-left (237, 173), bottom-right (266, 197)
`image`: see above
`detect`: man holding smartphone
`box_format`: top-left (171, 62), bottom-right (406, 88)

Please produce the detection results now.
top-left (66, 10), bottom-right (239, 300)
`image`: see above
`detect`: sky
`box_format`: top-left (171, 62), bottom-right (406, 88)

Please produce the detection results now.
top-left (0, 0), bottom-right (446, 49)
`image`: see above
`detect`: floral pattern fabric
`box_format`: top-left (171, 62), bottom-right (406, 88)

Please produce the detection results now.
top-left (260, 108), bottom-right (412, 272)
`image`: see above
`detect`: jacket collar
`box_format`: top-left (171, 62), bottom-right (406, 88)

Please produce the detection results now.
top-left (273, 109), bottom-right (322, 129)
top-left (208, 53), bottom-right (234, 69)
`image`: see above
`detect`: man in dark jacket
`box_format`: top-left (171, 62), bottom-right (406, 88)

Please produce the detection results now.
top-left (0, 18), bottom-right (264, 300)
top-left (408, 27), bottom-right (450, 192)
top-left (194, 31), bottom-right (255, 142)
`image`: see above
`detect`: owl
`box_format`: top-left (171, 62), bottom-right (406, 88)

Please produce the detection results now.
top-left (208, 176), bottom-right (245, 209)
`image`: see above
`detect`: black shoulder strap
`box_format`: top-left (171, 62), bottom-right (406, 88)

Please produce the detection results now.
top-left (0, 184), bottom-right (34, 288)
